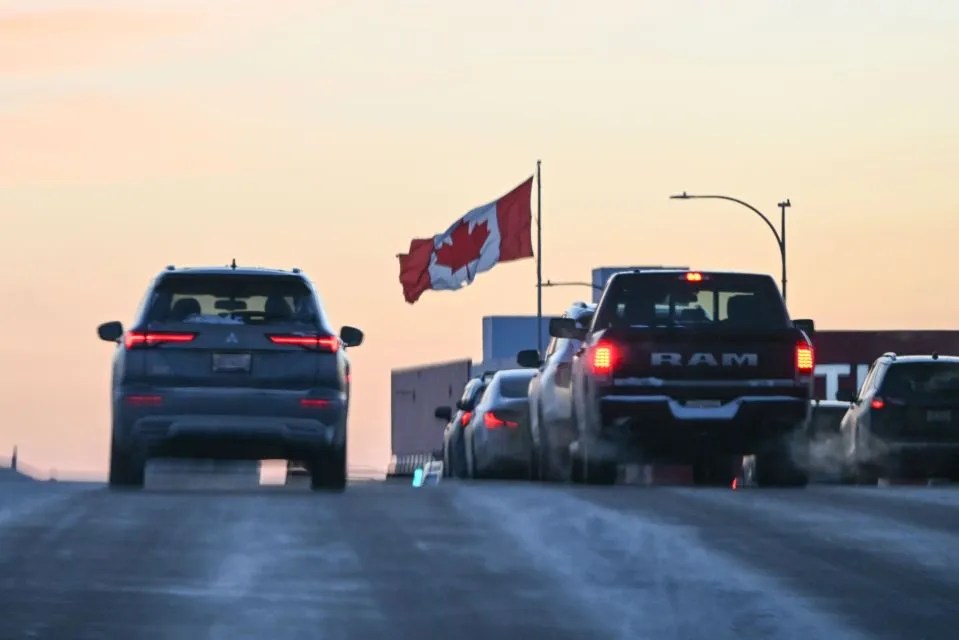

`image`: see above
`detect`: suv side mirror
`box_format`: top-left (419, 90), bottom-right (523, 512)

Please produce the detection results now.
top-left (434, 406), bottom-right (452, 422)
top-left (549, 317), bottom-right (585, 340)
top-left (516, 349), bottom-right (542, 368)
top-left (339, 325), bottom-right (364, 347)
top-left (97, 321), bottom-right (124, 342)
top-left (793, 318), bottom-right (815, 340)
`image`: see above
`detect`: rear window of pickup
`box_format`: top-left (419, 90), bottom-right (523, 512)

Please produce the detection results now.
top-left (593, 272), bottom-right (790, 331)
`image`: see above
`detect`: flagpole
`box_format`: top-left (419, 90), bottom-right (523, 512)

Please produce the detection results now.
top-left (535, 160), bottom-right (543, 358)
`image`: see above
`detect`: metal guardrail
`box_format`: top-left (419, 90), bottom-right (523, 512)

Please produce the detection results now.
top-left (388, 452), bottom-right (439, 477)
top-left (0, 455), bottom-right (45, 481)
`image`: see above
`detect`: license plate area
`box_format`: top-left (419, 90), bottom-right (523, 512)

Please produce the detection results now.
top-left (212, 352), bottom-right (252, 373)
top-left (926, 409), bottom-right (952, 422)
top-left (685, 399), bottom-right (722, 409)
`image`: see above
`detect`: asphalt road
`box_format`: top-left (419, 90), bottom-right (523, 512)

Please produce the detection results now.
top-left (0, 476), bottom-right (957, 640)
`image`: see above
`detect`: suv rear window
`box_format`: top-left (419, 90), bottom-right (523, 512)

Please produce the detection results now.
top-left (462, 379), bottom-right (488, 405)
top-left (880, 362), bottom-right (959, 401)
top-left (498, 374), bottom-right (535, 398)
top-left (144, 274), bottom-right (319, 326)
top-left (594, 272), bottom-right (789, 330)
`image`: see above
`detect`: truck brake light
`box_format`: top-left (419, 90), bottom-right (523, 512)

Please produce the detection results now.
top-left (124, 331), bottom-right (196, 349)
top-left (589, 341), bottom-right (618, 375)
top-left (795, 342), bottom-right (814, 374)
top-left (685, 272), bottom-right (703, 282)
top-left (870, 397), bottom-right (885, 410)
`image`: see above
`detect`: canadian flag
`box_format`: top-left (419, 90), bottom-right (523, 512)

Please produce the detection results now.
top-left (398, 176), bottom-right (534, 304)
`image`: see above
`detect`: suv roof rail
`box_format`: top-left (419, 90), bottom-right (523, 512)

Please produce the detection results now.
top-left (165, 264), bottom-right (176, 271)
top-left (292, 267), bottom-right (301, 274)
top-left (932, 352), bottom-right (940, 360)
top-left (881, 351), bottom-right (897, 360)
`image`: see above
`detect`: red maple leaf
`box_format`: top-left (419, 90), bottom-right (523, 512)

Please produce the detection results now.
top-left (434, 219), bottom-right (490, 273)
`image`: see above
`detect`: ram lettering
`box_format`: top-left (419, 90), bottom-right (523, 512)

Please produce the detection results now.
top-left (650, 352), bottom-right (758, 367)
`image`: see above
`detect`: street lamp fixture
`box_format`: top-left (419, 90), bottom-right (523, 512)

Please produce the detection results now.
top-left (536, 280), bottom-right (603, 291)
top-left (669, 192), bottom-right (792, 301)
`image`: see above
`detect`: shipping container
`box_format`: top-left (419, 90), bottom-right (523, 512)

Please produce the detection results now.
top-left (391, 358), bottom-right (473, 460)
top-left (482, 315), bottom-right (551, 362)
top-left (812, 331), bottom-right (959, 399)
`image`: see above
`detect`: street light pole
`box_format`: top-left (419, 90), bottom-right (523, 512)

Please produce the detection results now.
top-left (670, 192), bottom-right (791, 302)
top-left (778, 199), bottom-right (790, 301)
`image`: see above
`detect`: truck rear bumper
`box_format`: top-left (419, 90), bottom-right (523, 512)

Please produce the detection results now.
top-left (585, 394), bottom-right (809, 463)
top-left (600, 394), bottom-right (808, 423)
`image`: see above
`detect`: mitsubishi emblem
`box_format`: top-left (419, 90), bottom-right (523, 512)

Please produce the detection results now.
top-left (226, 332), bottom-right (239, 344)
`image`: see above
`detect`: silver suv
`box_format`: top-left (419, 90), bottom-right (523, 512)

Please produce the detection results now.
top-left (97, 264), bottom-right (363, 491)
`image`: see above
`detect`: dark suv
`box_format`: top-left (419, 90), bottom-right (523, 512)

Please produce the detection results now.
top-left (97, 264), bottom-right (363, 491)
top-left (839, 352), bottom-right (959, 482)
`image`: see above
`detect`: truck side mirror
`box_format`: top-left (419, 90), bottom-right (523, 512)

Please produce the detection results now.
top-left (793, 319), bottom-right (815, 340)
top-left (549, 317), bottom-right (585, 340)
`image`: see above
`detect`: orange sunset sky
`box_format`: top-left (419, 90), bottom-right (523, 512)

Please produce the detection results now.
top-left (1, 1), bottom-right (958, 477)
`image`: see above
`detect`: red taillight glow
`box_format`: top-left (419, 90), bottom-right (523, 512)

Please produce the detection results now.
top-left (124, 394), bottom-right (163, 407)
top-left (685, 272), bottom-right (703, 282)
top-left (483, 411), bottom-right (519, 429)
top-left (460, 411), bottom-right (472, 426)
top-left (300, 398), bottom-right (331, 409)
top-left (267, 334), bottom-right (339, 352)
top-left (124, 331), bottom-right (196, 349)
top-left (590, 341), bottom-right (618, 375)
top-left (795, 342), bottom-right (814, 374)
top-left (871, 397), bottom-right (885, 410)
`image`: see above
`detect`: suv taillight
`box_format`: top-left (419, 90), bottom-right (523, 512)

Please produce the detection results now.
top-left (267, 334), bottom-right (339, 352)
top-left (795, 341), bottom-right (814, 374)
top-left (484, 411), bottom-right (519, 429)
top-left (124, 331), bottom-right (196, 349)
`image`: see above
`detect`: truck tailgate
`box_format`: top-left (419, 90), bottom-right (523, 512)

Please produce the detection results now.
top-left (601, 328), bottom-right (805, 381)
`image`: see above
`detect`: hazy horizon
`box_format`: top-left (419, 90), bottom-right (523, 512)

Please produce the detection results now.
top-left (2, 1), bottom-right (958, 476)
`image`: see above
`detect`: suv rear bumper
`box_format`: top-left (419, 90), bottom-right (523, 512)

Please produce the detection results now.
top-left (858, 440), bottom-right (959, 474)
top-left (113, 386), bottom-right (345, 460)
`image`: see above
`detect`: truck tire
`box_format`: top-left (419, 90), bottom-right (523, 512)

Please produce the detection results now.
top-left (310, 446), bottom-right (347, 492)
top-left (755, 434), bottom-right (809, 488)
top-left (108, 443), bottom-right (145, 489)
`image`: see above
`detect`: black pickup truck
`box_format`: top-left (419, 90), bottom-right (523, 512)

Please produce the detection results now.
top-left (550, 269), bottom-right (815, 487)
